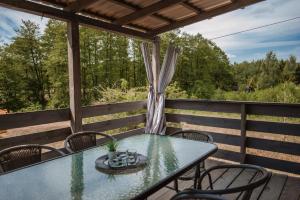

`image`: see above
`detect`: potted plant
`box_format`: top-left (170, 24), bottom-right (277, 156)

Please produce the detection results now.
top-left (106, 140), bottom-right (118, 160)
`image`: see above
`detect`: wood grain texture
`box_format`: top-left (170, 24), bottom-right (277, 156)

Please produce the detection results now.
top-left (152, 159), bottom-right (300, 200)
top-left (83, 114), bottom-right (146, 132)
top-left (247, 120), bottom-right (300, 136)
top-left (247, 154), bottom-right (300, 175)
top-left (113, 0), bottom-right (185, 25)
top-left (165, 99), bottom-right (240, 113)
top-left (67, 19), bottom-right (82, 132)
top-left (0, 108), bottom-right (69, 130)
top-left (151, 0), bottom-right (265, 35)
top-left (166, 113), bottom-right (240, 129)
top-left (0, 0), bottom-right (153, 40)
top-left (0, 127), bottom-right (71, 150)
top-left (82, 101), bottom-right (146, 118)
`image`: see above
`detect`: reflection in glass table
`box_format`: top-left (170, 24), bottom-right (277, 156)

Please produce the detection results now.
top-left (0, 134), bottom-right (217, 200)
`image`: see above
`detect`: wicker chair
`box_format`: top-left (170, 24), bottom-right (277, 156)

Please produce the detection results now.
top-left (64, 131), bottom-right (115, 153)
top-left (0, 144), bottom-right (65, 173)
top-left (171, 191), bottom-right (226, 200)
top-left (170, 130), bottom-right (214, 192)
top-left (186, 164), bottom-right (270, 200)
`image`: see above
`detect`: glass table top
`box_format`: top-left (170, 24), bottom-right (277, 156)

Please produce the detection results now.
top-left (0, 134), bottom-right (217, 200)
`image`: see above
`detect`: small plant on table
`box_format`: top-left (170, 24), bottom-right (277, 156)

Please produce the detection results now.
top-left (106, 140), bottom-right (118, 160)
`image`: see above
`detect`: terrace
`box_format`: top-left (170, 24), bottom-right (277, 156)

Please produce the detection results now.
top-left (0, 0), bottom-right (300, 200)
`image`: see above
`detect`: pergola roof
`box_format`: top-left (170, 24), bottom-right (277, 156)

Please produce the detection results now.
top-left (0, 0), bottom-right (263, 40)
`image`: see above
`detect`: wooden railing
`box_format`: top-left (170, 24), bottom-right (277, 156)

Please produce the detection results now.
top-left (1, 99), bottom-right (300, 175)
top-left (165, 99), bottom-right (300, 175)
top-left (0, 101), bottom-right (147, 151)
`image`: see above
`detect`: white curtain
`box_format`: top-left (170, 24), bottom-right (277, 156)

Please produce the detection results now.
top-left (141, 42), bottom-right (180, 135)
top-left (141, 43), bottom-right (155, 133)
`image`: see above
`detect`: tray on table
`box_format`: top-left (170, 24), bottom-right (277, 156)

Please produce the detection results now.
top-left (95, 151), bottom-right (147, 174)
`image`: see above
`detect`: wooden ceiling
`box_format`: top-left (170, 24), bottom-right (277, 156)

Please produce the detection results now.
top-left (0, 0), bottom-right (264, 40)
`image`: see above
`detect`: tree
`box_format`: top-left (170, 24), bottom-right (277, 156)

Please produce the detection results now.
top-left (42, 20), bottom-right (69, 108)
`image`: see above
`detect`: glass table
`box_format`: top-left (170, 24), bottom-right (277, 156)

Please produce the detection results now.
top-left (0, 134), bottom-right (217, 200)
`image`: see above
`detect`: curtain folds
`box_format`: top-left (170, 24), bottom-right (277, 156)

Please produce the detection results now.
top-left (141, 42), bottom-right (180, 135)
top-left (141, 43), bottom-right (155, 133)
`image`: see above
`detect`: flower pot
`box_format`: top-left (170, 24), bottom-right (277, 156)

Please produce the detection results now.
top-left (108, 151), bottom-right (116, 160)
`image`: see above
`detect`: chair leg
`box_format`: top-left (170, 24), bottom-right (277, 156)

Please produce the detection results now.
top-left (174, 179), bottom-right (179, 192)
top-left (194, 164), bottom-right (200, 189)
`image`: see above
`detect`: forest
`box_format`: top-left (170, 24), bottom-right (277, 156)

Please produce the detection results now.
top-left (0, 20), bottom-right (300, 113)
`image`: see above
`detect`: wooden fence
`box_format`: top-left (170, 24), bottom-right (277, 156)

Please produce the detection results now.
top-left (0, 101), bottom-right (147, 151)
top-left (1, 99), bottom-right (300, 175)
top-left (165, 99), bottom-right (300, 174)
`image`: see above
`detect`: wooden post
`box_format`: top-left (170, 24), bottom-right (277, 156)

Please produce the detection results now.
top-left (152, 36), bottom-right (160, 102)
top-left (67, 18), bottom-right (82, 133)
top-left (240, 103), bottom-right (247, 163)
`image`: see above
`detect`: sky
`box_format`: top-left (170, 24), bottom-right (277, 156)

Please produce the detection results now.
top-left (0, 0), bottom-right (299, 63)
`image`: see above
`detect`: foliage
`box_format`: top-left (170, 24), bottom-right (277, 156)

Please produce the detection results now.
top-left (233, 52), bottom-right (300, 91)
top-left (0, 20), bottom-right (299, 113)
top-left (213, 82), bottom-right (300, 103)
top-left (106, 140), bottom-right (118, 152)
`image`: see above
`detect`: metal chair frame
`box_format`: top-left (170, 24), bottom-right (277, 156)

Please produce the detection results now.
top-left (172, 190), bottom-right (226, 200)
top-left (169, 130), bottom-right (214, 192)
top-left (195, 164), bottom-right (271, 200)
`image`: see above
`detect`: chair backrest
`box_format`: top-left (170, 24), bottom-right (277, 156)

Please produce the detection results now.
top-left (171, 190), bottom-right (226, 200)
top-left (198, 164), bottom-right (271, 200)
top-left (170, 130), bottom-right (213, 143)
top-left (0, 144), bottom-right (64, 173)
top-left (64, 131), bottom-right (115, 153)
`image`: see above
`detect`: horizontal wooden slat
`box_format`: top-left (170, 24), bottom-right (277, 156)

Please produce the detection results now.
top-left (247, 154), bottom-right (300, 175)
top-left (0, 127), bottom-right (71, 150)
top-left (247, 104), bottom-right (300, 118)
top-left (0, 109), bottom-right (70, 130)
top-left (82, 101), bottom-right (146, 118)
top-left (213, 149), bottom-right (241, 162)
top-left (247, 120), bottom-right (300, 136)
top-left (247, 137), bottom-right (300, 156)
top-left (165, 99), bottom-right (241, 113)
top-left (165, 127), bottom-right (241, 146)
top-left (83, 114), bottom-right (146, 131)
top-left (166, 113), bottom-right (240, 129)
top-left (166, 99), bottom-right (300, 117)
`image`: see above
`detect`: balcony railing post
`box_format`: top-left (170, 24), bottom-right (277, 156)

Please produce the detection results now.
top-left (67, 18), bottom-right (82, 133)
top-left (240, 103), bottom-right (247, 163)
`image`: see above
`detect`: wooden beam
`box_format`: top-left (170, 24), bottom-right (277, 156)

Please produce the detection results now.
top-left (0, 0), bottom-right (153, 40)
top-left (67, 19), bottom-right (82, 133)
top-left (240, 104), bottom-right (247, 163)
top-left (151, 0), bottom-right (265, 35)
top-left (110, 0), bottom-right (173, 24)
top-left (180, 2), bottom-right (202, 13)
top-left (65, 0), bottom-right (100, 12)
top-left (113, 0), bottom-right (186, 25)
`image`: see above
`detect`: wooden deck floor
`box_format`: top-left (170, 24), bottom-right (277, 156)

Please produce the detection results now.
top-left (148, 159), bottom-right (300, 200)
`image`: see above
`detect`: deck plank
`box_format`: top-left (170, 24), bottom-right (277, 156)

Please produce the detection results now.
top-left (149, 159), bottom-right (226, 200)
top-left (259, 173), bottom-right (288, 200)
top-left (248, 171), bottom-right (270, 200)
top-left (224, 169), bottom-right (257, 199)
top-left (212, 168), bottom-right (243, 190)
top-left (149, 159), bottom-right (300, 200)
top-left (279, 176), bottom-right (300, 200)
